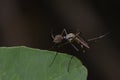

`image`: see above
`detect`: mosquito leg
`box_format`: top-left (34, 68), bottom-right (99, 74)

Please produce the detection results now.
top-left (61, 28), bottom-right (68, 35)
top-left (49, 51), bottom-right (58, 67)
top-left (87, 32), bottom-right (110, 42)
top-left (50, 29), bottom-right (55, 39)
top-left (51, 33), bottom-right (55, 39)
top-left (49, 41), bottom-right (70, 67)
top-left (63, 28), bottom-right (68, 35)
top-left (67, 55), bottom-right (74, 72)
top-left (70, 43), bottom-right (79, 51)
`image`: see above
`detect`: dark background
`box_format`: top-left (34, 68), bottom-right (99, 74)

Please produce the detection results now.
top-left (0, 0), bottom-right (120, 80)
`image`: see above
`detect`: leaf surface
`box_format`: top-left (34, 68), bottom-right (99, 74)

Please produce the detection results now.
top-left (0, 46), bottom-right (87, 80)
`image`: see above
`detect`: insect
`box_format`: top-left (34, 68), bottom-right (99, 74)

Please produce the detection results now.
top-left (49, 28), bottom-right (110, 71)
top-left (51, 28), bottom-right (109, 51)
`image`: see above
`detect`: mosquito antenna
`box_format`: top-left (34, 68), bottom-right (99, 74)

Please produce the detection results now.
top-left (87, 32), bottom-right (110, 42)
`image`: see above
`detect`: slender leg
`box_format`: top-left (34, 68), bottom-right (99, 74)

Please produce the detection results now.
top-left (70, 43), bottom-right (79, 51)
top-left (67, 56), bottom-right (74, 72)
top-left (49, 29), bottom-right (68, 67)
top-left (49, 31), bottom-right (58, 67)
top-left (51, 32), bottom-right (54, 39)
top-left (87, 32), bottom-right (110, 41)
top-left (61, 28), bottom-right (68, 35)
top-left (49, 51), bottom-right (58, 67)
top-left (57, 40), bottom-right (79, 51)
top-left (50, 29), bottom-right (55, 39)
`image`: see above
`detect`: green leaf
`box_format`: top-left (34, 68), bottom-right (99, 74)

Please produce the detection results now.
top-left (0, 46), bottom-right (87, 80)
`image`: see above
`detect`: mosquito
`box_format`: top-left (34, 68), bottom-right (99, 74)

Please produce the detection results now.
top-left (49, 28), bottom-right (110, 71)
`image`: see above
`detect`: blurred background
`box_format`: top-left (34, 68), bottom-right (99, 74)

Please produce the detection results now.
top-left (0, 0), bottom-right (120, 80)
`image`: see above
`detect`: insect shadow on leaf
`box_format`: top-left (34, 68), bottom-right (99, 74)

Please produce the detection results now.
top-left (49, 28), bottom-right (110, 72)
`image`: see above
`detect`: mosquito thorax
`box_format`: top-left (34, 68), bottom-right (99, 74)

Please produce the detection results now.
top-left (65, 33), bottom-right (75, 41)
top-left (53, 35), bottom-right (64, 43)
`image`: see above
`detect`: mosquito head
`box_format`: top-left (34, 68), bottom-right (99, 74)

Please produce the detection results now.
top-left (53, 35), bottom-right (64, 43)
